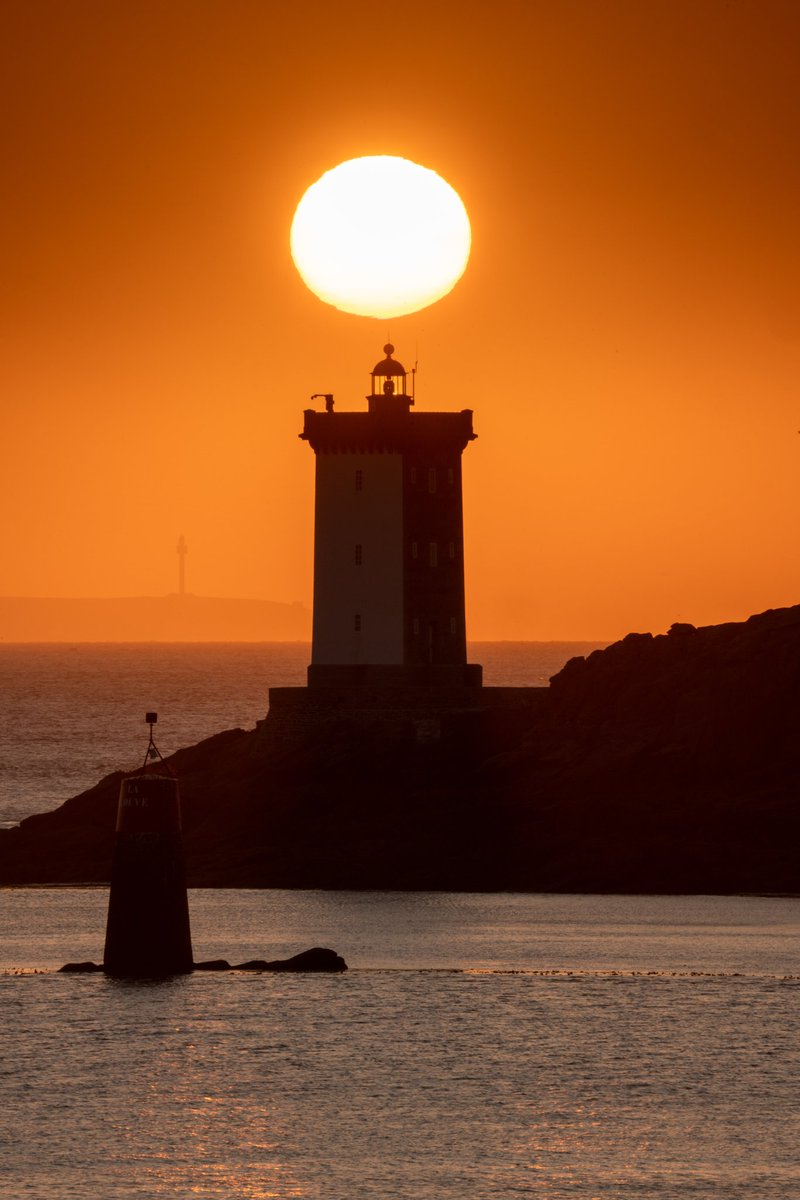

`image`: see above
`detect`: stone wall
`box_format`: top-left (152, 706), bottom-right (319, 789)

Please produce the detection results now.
top-left (260, 684), bottom-right (548, 750)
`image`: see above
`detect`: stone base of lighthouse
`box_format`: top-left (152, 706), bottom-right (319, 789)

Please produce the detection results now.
top-left (307, 662), bottom-right (483, 688)
top-left (263, 682), bottom-right (546, 750)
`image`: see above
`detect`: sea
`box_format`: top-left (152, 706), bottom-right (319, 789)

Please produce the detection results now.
top-left (2, 644), bottom-right (799, 1199)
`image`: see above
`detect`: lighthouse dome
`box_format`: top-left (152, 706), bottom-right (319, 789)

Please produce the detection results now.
top-left (372, 344), bottom-right (406, 376)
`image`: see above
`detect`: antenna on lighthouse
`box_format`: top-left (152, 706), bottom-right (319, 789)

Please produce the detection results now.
top-left (176, 534), bottom-right (188, 596)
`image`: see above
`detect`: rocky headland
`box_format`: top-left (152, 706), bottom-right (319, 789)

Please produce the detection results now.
top-left (2, 604), bottom-right (798, 893)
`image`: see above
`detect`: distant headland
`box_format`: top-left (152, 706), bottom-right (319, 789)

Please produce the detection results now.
top-left (0, 595), bottom-right (311, 642)
top-left (2, 603), bottom-right (798, 894)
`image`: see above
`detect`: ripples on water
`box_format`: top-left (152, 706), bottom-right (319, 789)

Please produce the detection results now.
top-left (2, 891), bottom-right (799, 1198)
top-left (3, 649), bottom-right (798, 1196)
top-left (0, 643), bottom-right (306, 827)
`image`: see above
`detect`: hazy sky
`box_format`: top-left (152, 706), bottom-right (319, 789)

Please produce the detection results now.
top-left (2, 0), bottom-right (799, 638)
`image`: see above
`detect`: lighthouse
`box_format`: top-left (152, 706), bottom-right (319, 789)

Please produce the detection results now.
top-left (301, 345), bottom-right (481, 688)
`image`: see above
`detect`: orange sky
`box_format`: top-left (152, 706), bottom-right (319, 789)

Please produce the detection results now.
top-left (2, 0), bottom-right (799, 639)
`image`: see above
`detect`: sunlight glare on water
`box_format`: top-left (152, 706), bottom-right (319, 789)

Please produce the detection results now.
top-left (2, 890), bottom-right (799, 1199)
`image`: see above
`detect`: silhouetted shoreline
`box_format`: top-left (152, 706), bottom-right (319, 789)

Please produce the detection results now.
top-left (2, 604), bottom-right (798, 893)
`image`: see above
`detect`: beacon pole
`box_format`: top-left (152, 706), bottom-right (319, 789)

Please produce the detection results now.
top-left (103, 713), bottom-right (194, 977)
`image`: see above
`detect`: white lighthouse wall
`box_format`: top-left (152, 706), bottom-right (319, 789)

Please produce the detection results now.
top-left (311, 452), bottom-right (404, 664)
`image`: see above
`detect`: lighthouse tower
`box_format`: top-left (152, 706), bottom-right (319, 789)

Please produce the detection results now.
top-left (301, 345), bottom-right (481, 688)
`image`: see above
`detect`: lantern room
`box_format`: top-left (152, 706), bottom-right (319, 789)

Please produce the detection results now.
top-left (367, 343), bottom-right (413, 414)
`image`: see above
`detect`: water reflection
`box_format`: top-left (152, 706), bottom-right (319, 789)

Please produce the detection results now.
top-left (3, 892), bottom-right (800, 1197)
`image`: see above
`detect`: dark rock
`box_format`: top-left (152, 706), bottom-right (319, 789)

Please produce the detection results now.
top-left (4, 603), bottom-right (800, 895)
top-left (549, 654), bottom-right (585, 684)
top-left (233, 947), bottom-right (347, 972)
top-left (193, 959), bottom-right (232, 971)
top-left (59, 961), bottom-right (103, 973)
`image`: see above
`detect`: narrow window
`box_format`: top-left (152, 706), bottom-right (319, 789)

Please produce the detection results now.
top-left (355, 543), bottom-right (363, 566)
top-left (428, 467), bottom-right (437, 493)
top-left (450, 617), bottom-right (457, 635)
top-left (448, 467), bottom-right (454, 486)
top-left (410, 467), bottom-right (417, 485)
top-left (355, 470), bottom-right (363, 492)
top-left (354, 614), bottom-right (362, 632)
top-left (429, 542), bottom-right (438, 568)
top-left (449, 541), bottom-right (455, 560)
top-left (411, 540), bottom-right (418, 560)
top-left (412, 617), bottom-right (420, 636)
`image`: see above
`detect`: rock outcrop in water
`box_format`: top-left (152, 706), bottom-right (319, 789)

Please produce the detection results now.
top-left (59, 947), bottom-right (348, 973)
top-left (194, 949), bottom-right (347, 972)
top-left (3, 604), bottom-right (799, 894)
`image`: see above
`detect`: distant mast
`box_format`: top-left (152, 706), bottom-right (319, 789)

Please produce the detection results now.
top-left (176, 534), bottom-right (188, 596)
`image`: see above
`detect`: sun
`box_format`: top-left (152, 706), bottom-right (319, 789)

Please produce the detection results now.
top-left (290, 156), bottom-right (471, 319)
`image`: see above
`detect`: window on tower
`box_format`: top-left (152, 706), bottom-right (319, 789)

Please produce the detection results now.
top-left (448, 467), bottom-right (454, 486)
top-left (429, 542), bottom-right (438, 568)
top-left (428, 467), bottom-right (437, 493)
top-left (450, 617), bottom-right (457, 635)
top-left (355, 543), bottom-right (363, 566)
top-left (410, 467), bottom-right (417, 485)
top-left (354, 614), bottom-right (362, 632)
top-left (411, 541), bottom-right (418, 559)
top-left (355, 470), bottom-right (363, 492)
top-left (449, 541), bottom-right (455, 560)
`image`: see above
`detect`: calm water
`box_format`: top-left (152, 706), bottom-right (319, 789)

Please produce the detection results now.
top-left (2, 890), bottom-right (799, 1199)
top-left (0, 642), bottom-right (602, 827)
top-left (3, 649), bottom-right (797, 1197)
